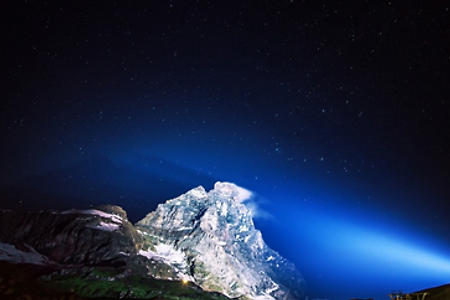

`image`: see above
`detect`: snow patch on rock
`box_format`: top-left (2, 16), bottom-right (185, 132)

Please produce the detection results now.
top-left (187, 186), bottom-right (208, 199)
top-left (138, 244), bottom-right (193, 282)
top-left (154, 244), bottom-right (185, 264)
top-left (61, 209), bottom-right (123, 224)
top-left (138, 244), bottom-right (185, 266)
top-left (90, 221), bottom-right (120, 231)
top-left (0, 242), bottom-right (52, 265)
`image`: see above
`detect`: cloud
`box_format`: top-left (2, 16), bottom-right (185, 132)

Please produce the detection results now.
top-left (234, 185), bottom-right (253, 203)
top-left (234, 186), bottom-right (273, 221)
top-left (213, 181), bottom-right (273, 221)
top-left (241, 199), bottom-right (273, 221)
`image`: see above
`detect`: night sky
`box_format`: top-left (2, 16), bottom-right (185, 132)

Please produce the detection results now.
top-left (1, 1), bottom-right (450, 300)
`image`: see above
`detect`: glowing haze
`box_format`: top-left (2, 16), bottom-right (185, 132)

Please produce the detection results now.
top-left (269, 199), bottom-right (450, 300)
top-left (213, 181), bottom-right (450, 300)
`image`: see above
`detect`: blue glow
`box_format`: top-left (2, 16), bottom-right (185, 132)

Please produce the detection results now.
top-left (271, 204), bottom-right (450, 300)
top-left (9, 148), bottom-right (448, 300)
top-left (105, 152), bottom-right (450, 300)
top-left (320, 217), bottom-right (450, 274)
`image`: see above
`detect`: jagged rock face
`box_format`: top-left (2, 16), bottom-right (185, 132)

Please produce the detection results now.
top-left (136, 182), bottom-right (306, 300)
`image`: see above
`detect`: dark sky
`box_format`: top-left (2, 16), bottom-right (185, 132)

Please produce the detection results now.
top-left (1, 1), bottom-right (450, 300)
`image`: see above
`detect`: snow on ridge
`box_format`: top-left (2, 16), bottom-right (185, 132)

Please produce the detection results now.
top-left (0, 242), bottom-right (52, 265)
top-left (188, 186), bottom-right (208, 199)
top-left (253, 295), bottom-right (276, 300)
top-left (138, 249), bottom-right (156, 259)
top-left (138, 244), bottom-right (185, 264)
top-left (138, 244), bottom-right (194, 282)
top-left (154, 244), bottom-right (185, 264)
top-left (61, 209), bottom-right (123, 224)
top-left (89, 221), bottom-right (120, 231)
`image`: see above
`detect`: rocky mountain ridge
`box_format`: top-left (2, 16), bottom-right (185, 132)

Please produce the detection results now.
top-left (0, 182), bottom-right (306, 300)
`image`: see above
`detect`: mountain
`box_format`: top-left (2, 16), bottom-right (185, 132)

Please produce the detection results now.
top-left (414, 283), bottom-right (450, 300)
top-left (384, 284), bottom-right (450, 300)
top-left (136, 182), bottom-right (306, 299)
top-left (0, 182), bottom-right (306, 300)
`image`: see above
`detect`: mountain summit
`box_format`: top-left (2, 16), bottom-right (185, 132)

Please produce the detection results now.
top-left (0, 182), bottom-right (306, 300)
top-left (137, 182), bottom-right (306, 300)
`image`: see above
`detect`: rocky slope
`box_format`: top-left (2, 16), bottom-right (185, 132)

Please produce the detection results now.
top-left (136, 182), bottom-right (306, 300)
top-left (0, 205), bottom-right (145, 270)
top-left (0, 182), bottom-right (306, 300)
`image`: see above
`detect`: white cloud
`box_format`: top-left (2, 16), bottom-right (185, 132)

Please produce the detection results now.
top-left (243, 199), bottom-right (273, 221)
top-left (212, 181), bottom-right (273, 221)
top-left (213, 181), bottom-right (253, 202)
top-left (234, 185), bottom-right (253, 203)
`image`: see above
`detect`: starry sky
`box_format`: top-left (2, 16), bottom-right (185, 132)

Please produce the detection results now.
top-left (1, 1), bottom-right (450, 300)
